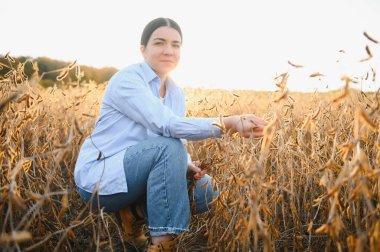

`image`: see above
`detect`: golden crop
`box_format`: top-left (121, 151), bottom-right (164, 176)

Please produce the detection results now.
top-left (0, 56), bottom-right (379, 251)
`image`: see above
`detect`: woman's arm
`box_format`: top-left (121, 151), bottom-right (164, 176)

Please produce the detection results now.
top-left (107, 72), bottom-right (221, 140)
top-left (107, 70), bottom-right (267, 141)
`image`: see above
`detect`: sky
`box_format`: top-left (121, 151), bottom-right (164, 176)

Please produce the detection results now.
top-left (2, 0), bottom-right (380, 92)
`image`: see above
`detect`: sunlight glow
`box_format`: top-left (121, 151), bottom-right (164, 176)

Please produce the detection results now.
top-left (2, 0), bottom-right (380, 92)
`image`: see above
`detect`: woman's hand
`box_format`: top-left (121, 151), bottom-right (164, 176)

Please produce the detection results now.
top-left (188, 161), bottom-right (207, 180)
top-left (223, 114), bottom-right (267, 138)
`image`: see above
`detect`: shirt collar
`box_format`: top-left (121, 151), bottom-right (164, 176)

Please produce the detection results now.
top-left (140, 61), bottom-right (159, 84)
top-left (140, 61), bottom-right (175, 89)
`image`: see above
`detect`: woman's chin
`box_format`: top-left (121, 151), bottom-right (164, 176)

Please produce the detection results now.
top-left (156, 67), bottom-right (174, 76)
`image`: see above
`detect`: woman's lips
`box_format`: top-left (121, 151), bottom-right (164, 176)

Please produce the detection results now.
top-left (160, 60), bottom-right (174, 63)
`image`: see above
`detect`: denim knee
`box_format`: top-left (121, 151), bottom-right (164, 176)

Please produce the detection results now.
top-left (156, 136), bottom-right (187, 174)
top-left (158, 137), bottom-right (187, 157)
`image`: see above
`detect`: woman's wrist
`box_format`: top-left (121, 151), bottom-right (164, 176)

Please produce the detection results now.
top-left (222, 115), bottom-right (238, 133)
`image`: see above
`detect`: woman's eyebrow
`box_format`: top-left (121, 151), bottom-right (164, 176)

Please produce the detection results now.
top-left (152, 38), bottom-right (181, 44)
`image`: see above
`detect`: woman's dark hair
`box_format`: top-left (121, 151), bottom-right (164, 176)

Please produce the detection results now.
top-left (140, 17), bottom-right (182, 47)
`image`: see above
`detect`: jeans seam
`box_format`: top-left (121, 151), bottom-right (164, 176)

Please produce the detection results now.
top-left (162, 145), bottom-right (173, 227)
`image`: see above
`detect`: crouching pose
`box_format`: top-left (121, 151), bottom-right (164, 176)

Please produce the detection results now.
top-left (74, 17), bottom-right (267, 251)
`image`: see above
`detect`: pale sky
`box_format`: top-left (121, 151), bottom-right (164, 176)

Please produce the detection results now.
top-left (2, 0), bottom-right (380, 92)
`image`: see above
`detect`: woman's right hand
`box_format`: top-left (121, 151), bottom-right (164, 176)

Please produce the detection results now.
top-left (223, 114), bottom-right (267, 138)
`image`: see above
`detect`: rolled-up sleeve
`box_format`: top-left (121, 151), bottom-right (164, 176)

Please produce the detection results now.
top-left (108, 72), bottom-right (221, 140)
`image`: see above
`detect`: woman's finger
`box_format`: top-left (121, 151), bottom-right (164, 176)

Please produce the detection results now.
top-left (245, 114), bottom-right (267, 125)
top-left (188, 162), bottom-right (201, 173)
top-left (193, 160), bottom-right (201, 167)
top-left (250, 118), bottom-right (267, 127)
top-left (194, 170), bottom-right (207, 180)
top-left (252, 126), bottom-right (264, 132)
top-left (245, 127), bottom-right (265, 138)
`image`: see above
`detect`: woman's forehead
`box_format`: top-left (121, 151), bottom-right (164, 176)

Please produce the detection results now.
top-left (150, 26), bottom-right (182, 42)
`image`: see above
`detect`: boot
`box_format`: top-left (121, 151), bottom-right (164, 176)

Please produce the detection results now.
top-left (147, 239), bottom-right (177, 252)
top-left (118, 204), bottom-right (147, 248)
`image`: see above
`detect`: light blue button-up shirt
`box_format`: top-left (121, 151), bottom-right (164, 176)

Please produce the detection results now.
top-left (74, 61), bottom-right (221, 195)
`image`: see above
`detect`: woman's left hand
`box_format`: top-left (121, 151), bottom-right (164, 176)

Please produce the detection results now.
top-left (188, 161), bottom-right (207, 180)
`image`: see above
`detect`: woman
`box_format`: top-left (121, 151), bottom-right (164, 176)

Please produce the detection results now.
top-left (74, 17), bottom-right (267, 251)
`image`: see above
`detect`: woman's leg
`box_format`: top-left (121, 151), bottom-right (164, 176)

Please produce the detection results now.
top-left (191, 174), bottom-right (220, 215)
top-left (77, 136), bottom-right (219, 247)
top-left (127, 137), bottom-right (189, 235)
top-left (77, 136), bottom-right (188, 215)
top-left (77, 173), bottom-right (219, 215)
top-left (123, 136), bottom-right (189, 245)
top-left (77, 187), bottom-right (139, 212)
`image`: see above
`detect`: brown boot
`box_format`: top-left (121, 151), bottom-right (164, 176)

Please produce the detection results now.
top-left (147, 239), bottom-right (177, 252)
top-left (118, 205), bottom-right (147, 248)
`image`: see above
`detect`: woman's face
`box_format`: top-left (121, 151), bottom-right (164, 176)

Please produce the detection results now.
top-left (141, 26), bottom-right (181, 78)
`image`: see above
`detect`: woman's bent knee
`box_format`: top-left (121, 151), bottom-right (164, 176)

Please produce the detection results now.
top-left (158, 137), bottom-right (186, 158)
top-left (155, 137), bottom-right (187, 173)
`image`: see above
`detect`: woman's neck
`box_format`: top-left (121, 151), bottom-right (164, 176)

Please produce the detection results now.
top-left (158, 74), bottom-right (167, 98)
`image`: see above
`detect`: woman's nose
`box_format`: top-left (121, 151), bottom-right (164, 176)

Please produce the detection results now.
top-left (163, 45), bottom-right (174, 55)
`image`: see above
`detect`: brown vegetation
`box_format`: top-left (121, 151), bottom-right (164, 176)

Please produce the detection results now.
top-left (1, 55), bottom-right (380, 251)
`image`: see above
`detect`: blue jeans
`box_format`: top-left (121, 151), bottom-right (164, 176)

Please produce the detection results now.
top-left (77, 136), bottom-right (219, 236)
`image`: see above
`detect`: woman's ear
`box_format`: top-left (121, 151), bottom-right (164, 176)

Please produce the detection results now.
top-left (140, 46), bottom-right (146, 58)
